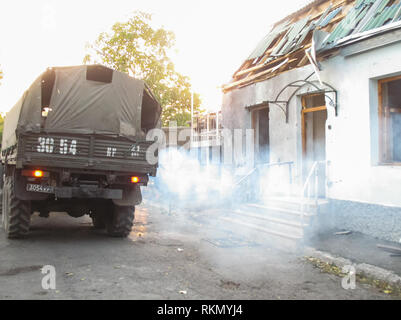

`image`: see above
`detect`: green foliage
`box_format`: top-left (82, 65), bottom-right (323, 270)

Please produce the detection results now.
top-left (0, 68), bottom-right (3, 143)
top-left (0, 113), bottom-right (4, 143)
top-left (84, 11), bottom-right (202, 127)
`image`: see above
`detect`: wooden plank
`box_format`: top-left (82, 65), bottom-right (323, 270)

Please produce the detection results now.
top-left (224, 58), bottom-right (298, 91)
top-left (302, 105), bottom-right (327, 113)
top-left (234, 43), bottom-right (311, 79)
top-left (233, 34), bottom-right (287, 78)
top-left (237, 57), bottom-right (301, 89)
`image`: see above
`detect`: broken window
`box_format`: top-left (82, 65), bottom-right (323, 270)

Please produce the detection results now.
top-left (379, 75), bottom-right (401, 163)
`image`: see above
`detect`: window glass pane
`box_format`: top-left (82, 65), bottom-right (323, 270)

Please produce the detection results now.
top-left (304, 94), bottom-right (325, 108)
top-left (387, 79), bottom-right (401, 109)
top-left (380, 78), bottom-right (401, 162)
top-left (392, 113), bottom-right (401, 162)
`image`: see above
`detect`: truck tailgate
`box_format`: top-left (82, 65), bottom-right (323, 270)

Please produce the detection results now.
top-left (17, 133), bottom-right (158, 175)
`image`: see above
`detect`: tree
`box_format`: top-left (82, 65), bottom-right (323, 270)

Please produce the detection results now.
top-left (0, 113), bottom-right (4, 142)
top-left (84, 11), bottom-right (202, 127)
top-left (0, 68), bottom-right (3, 143)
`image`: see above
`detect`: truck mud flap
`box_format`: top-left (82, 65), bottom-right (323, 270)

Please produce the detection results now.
top-left (113, 184), bottom-right (142, 206)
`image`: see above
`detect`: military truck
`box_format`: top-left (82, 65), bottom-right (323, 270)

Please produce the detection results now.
top-left (1, 65), bottom-right (161, 238)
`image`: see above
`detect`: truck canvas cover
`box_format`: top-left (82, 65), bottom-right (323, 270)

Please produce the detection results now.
top-left (2, 65), bottom-right (161, 150)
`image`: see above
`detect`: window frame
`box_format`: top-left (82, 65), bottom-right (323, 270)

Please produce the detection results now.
top-left (378, 74), bottom-right (401, 165)
top-left (301, 93), bottom-right (327, 158)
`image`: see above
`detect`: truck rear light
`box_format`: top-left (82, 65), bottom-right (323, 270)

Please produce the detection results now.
top-left (34, 170), bottom-right (44, 177)
top-left (131, 176), bottom-right (140, 184)
top-left (22, 170), bottom-right (49, 178)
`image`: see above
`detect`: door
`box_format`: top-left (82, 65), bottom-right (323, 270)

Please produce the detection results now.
top-left (251, 107), bottom-right (270, 164)
top-left (302, 94), bottom-right (327, 198)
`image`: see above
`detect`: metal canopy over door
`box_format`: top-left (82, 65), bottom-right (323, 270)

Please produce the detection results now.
top-left (301, 94), bottom-right (327, 198)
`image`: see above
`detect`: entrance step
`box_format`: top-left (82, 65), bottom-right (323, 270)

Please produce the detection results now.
top-left (216, 196), bottom-right (326, 251)
top-left (216, 215), bottom-right (303, 252)
top-left (256, 196), bottom-right (329, 213)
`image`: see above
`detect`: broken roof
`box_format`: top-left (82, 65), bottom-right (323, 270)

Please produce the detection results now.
top-left (223, 0), bottom-right (401, 92)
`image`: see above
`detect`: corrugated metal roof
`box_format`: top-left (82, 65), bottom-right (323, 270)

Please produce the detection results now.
top-left (247, 22), bottom-right (290, 60)
top-left (273, 0), bottom-right (328, 27)
top-left (224, 0), bottom-right (401, 92)
top-left (322, 0), bottom-right (401, 49)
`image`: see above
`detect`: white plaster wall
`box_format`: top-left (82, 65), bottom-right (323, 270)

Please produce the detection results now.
top-left (320, 41), bottom-right (401, 207)
top-left (222, 65), bottom-right (317, 190)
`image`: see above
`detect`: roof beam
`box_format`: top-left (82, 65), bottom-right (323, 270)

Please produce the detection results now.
top-left (234, 43), bottom-right (311, 79)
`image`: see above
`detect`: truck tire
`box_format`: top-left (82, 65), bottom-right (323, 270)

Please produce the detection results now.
top-left (105, 205), bottom-right (135, 238)
top-left (2, 175), bottom-right (31, 238)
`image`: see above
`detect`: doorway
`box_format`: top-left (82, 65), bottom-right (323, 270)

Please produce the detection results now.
top-left (301, 94), bottom-right (327, 198)
top-left (251, 106), bottom-right (270, 164)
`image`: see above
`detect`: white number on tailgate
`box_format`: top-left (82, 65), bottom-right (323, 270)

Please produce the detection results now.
top-left (131, 145), bottom-right (140, 157)
top-left (106, 147), bottom-right (117, 157)
top-left (36, 137), bottom-right (77, 155)
top-left (60, 139), bottom-right (77, 155)
top-left (37, 137), bottom-right (54, 153)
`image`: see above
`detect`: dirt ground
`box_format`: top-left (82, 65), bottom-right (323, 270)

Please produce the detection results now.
top-left (0, 204), bottom-right (394, 300)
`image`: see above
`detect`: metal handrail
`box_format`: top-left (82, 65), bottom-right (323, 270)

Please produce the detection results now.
top-left (235, 161), bottom-right (294, 186)
top-left (235, 167), bottom-right (257, 187)
top-left (234, 161), bottom-right (294, 202)
top-left (300, 160), bottom-right (326, 222)
top-left (258, 161), bottom-right (294, 186)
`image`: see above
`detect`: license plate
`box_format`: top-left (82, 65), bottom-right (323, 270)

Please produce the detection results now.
top-left (26, 184), bottom-right (54, 193)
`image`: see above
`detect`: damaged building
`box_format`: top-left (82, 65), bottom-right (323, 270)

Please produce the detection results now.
top-left (222, 0), bottom-right (401, 243)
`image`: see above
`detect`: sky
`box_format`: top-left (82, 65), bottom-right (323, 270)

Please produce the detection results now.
top-left (0, 0), bottom-right (309, 113)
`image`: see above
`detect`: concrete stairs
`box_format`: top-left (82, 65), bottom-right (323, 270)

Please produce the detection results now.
top-left (219, 196), bottom-right (328, 251)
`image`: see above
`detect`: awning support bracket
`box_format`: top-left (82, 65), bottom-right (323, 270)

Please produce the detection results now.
top-left (246, 73), bottom-right (338, 123)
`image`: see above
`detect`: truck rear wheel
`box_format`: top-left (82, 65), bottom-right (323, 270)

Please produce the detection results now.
top-left (105, 205), bottom-right (135, 238)
top-left (2, 174), bottom-right (31, 239)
